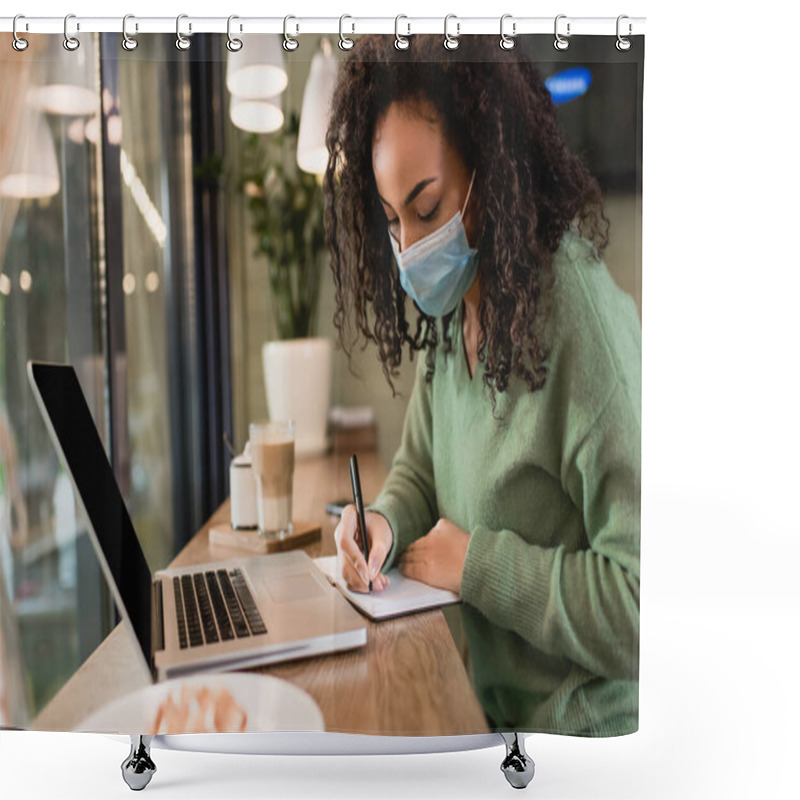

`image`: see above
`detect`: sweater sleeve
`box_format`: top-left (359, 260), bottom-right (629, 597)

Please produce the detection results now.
top-left (366, 353), bottom-right (438, 575)
top-left (460, 379), bottom-right (640, 680)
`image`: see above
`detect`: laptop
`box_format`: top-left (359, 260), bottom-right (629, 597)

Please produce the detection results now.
top-left (26, 361), bottom-right (367, 682)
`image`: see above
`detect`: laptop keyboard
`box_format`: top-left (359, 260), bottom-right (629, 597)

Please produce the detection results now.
top-left (173, 568), bottom-right (268, 649)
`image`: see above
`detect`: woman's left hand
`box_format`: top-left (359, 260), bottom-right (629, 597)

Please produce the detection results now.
top-left (399, 518), bottom-right (471, 595)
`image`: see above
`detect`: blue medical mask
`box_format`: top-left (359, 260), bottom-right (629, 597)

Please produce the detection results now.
top-left (389, 169), bottom-right (478, 318)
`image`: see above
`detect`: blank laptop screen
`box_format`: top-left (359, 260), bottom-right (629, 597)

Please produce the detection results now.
top-left (27, 362), bottom-right (152, 666)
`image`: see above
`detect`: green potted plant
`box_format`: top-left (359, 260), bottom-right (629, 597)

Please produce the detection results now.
top-left (200, 109), bottom-right (332, 457)
top-left (242, 111), bottom-right (331, 457)
top-left (239, 110), bottom-right (326, 340)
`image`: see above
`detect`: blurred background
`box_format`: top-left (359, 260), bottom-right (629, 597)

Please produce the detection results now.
top-left (0, 32), bottom-right (641, 727)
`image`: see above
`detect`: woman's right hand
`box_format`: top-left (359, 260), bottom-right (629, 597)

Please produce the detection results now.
top-left (333, 505), bottom-right (393, 593)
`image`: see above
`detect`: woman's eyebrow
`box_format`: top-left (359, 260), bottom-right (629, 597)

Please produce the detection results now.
top-left (378, 177), bottom-right (438, 209)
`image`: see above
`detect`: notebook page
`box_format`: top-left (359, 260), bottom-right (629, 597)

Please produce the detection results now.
top-left (313, 555), bottom-right (461, 621)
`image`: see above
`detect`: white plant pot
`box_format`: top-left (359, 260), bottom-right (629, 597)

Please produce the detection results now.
top-left (262, 337), bottom-right (333, 458)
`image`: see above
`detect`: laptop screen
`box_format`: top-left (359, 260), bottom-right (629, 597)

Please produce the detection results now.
top-left (26, 361), bottom-right (153, 669)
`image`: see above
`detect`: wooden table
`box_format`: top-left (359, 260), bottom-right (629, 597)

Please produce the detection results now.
top-left (34, 451), bottom-right (489, 736)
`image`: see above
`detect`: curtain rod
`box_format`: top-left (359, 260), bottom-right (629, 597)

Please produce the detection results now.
top-left (0, 16), bottom-right (646, 37)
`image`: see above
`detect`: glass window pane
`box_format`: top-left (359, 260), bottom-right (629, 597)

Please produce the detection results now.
top-left (117, 41), bottom-right (179, 573)
top-left (1, 33), bottom-right (110, 727)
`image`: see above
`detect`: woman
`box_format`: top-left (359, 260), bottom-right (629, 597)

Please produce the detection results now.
top-left (327, 35), bottom-right (641, 736)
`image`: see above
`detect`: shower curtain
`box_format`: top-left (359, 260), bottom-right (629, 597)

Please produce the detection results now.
top-left (0, 23), bottom-right (643, 740)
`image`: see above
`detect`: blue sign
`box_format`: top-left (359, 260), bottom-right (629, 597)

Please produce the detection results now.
top-left (545, 67), bottom-right (593, 105)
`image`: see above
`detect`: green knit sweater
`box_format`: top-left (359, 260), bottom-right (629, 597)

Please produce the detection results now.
top-left (367, 229), bottom-right (641, 736)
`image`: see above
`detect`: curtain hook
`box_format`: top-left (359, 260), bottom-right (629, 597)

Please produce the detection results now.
top-left (339, 14), bottom-right (355, 50)
top-left (500, 14), bottom-right (516, 50)
top-left (283, 15), bottom-right (299, 51)
top-left (554, 14), bottom-right (570, 51)
top-left (227, 15), bottom-right (243, 52)
top-left (175, 14), bottom-right (191, 51)
top-left (394, 14), bottom-right (410, 50)
top-left (121, 15), bottom-right (138, 51)
top-left (616, 15), bottom-right (632, 51)
top-left (63, 13), bottom-right (80, 52)
top-left (444, 13), bottom-right (460, 51)
top-left (12, 14), bottom-right (29, 52)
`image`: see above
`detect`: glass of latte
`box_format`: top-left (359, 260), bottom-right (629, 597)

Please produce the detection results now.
top-left (248, 420), bottom-right (295, 539)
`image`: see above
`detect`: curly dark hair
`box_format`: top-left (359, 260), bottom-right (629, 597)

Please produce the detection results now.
top-left (323, 34), bottom-right (609, 412)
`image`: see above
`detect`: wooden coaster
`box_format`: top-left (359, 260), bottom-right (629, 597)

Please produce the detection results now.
top-left (209, 520), bottom-right (321, 554)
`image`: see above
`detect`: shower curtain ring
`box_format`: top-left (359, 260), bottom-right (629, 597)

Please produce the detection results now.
top-left (283, 15), bottom-right (299, 51)
top-left (616, 15), bottom-right (632, 51)
top-left (227, 15), bottom-right (243, 52)
top-left (175, 14), bottom-right (192, 51)
top-left (500, 14), bottom-right (516, 50)
top-left (63, 13), bottom-right (80, 51)
top-left (339, 15), bottom-right (354, 50)
top-left (121, 15), bottom-right (138, 51)
top-left (444, 14), bottom-right (460, 50)
top-left (554, 14), bottom-right (570, 51)
top-left (394, 15), bottom-right (410, 50)
top-left (12, 15), bottom-right (29, 51)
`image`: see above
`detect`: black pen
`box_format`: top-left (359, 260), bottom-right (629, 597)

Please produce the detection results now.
top-left (349, 453), bottom-right (372, 592)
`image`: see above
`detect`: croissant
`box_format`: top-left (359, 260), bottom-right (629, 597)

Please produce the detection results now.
top-left (150, 684), bottom-right (248, 734)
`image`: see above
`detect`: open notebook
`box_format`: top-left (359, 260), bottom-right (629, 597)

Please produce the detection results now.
top-left (313, 556), bottom-right (461, 621)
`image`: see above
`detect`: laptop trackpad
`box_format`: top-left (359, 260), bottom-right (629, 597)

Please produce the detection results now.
top-left (264, 573), bottom-right (326, 604)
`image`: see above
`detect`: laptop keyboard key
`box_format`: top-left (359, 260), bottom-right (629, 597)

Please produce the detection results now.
top-left (217, 570), bottom-right (251, 638)
top-left (229, 569), bottom-right (268, 635)
top-left (205, 571), bottom-right (235, 641)
top-left (193, 573), bottom-right (219, 644)
top-left (180, 575), bottom-right (204, 648)
top-left (173, 577), bottom-right (188, 649)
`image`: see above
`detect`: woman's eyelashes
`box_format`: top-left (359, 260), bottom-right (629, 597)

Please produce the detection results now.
top-left (387, 201), bottom-right (441, 232)
top-left (418, 201), bottom-right (440, 222)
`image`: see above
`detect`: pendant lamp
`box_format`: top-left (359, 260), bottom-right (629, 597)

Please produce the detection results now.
top-left (230, 94), bottom-right (284, 134)
top-left (296, 37), bottom-right (339, 175)
top-left (35, 34), bottom-right (97, 116)
top-left (0, 93), bottom-right (60, 199)
top-left (226, 34), bottom-right (288, 99)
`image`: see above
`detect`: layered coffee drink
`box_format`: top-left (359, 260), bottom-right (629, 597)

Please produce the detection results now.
top-left (249, 421), bottom-right (295, 538)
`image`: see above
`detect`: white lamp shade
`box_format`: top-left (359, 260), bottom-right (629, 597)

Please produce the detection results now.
top-left (0, 96), bottom-right (60, 199)
top-left (297, 43), bottom-right (339, 175)
top-left (35, 35), bottom-right (97, 116)
top-left (226, 34), bottom-right (288, 99)
top-left (36, 83), bottom-right (97, 117)
top-left (84, 116), bottom-right (100, 145)
top-left (67, 117), bottom-right (86, 144)
top-left (230, 95), bottom-right (284, 134)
